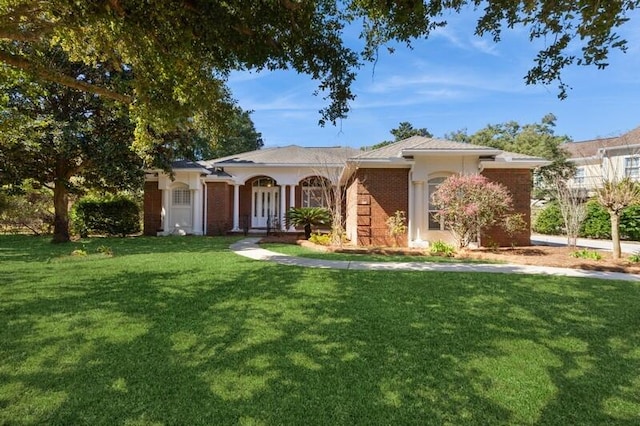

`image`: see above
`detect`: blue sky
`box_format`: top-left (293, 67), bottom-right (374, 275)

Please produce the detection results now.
top-left (227, 9), bottom-right (640, 149)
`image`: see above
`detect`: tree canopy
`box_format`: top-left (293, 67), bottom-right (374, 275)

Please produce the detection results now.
top-left (150, 107), bottom-right (263, 167)
top-left (0, 49), bottom-right (143, 242)
top-left (366, 121), bottom-right (433, 150)
top-left (446, 114), bottom-right (574, 199)
top-left (1, 1), bottom-right (637, 154)
top-left (447, 114), bottom-right (570, 160)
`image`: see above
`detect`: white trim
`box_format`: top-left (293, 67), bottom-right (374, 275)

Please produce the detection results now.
top-left (480, 161), bottom-right (549, 169)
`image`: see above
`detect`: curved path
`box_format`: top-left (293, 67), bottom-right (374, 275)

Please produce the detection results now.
top-left (230, 238), bottom-right (640, 282)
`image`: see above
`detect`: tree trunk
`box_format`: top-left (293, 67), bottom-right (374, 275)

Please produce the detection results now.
top-left (52, 180), bottom-right (70, 243)
top-left (610, 211), bottom-right (621, 259)
top-left (304, 223), bottom-right (311, 240)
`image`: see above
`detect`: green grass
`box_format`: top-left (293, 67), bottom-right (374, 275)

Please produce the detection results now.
top-left (260, 242), bottom-right (496, 264)
top-left (1, 235), bottom-right (640, 425)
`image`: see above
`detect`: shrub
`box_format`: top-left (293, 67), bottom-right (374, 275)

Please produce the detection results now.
top-left (285, 207), bottom-right (331, 240)
top-left (96, 245), bottom-right (114, 256)
top-left (386, 210), bottom-right (407, 246)
top-left (577, 201), bottom-right (640, 241)
top-left (72, 194), bottom-right (140, 237)
top-left (533, 202), bottom-right (564, 235)
top-left (629, 251), bottom-right (640, 263)
top-left (429, 240), bottom-right (456, 257)
top-left (570, 248), bottom-right (602, 260)
top-left (309, 232), bottom-right (331, 246)
top-left (0, 183), bottom-right (54, 235)
top-left (580, 200), bottom-right (610, 239)
top-left (431, 174), bottom-right (513, 248)
top-left (620, 205), bottom-right (640, 241)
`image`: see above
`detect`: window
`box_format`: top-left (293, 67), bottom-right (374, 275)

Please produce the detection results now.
top-left (301, 177), bottom-right (329, 208)
top-left (172, 188), bottom-right (191, 206)
top-left (253, 177), bottom-right (276, 187)
top-left (427, 177), bottom-right (446, 230)
top-left (625, 157), bottom-right (640, 179)
top-left (574, 167), bottom-right (585, 185)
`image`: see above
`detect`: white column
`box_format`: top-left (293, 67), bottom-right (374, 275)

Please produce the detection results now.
top-left (192, 187), bottom-right (203, 235)
top-left (232, 184), bottom-right (240, 231)
top-left (414, 181), bottom-right (424, 244)
top-left (161, 188), bottom-right (169, 235)
top-left (280, 185), bottom-right (287, 230)
top-left (289, 184), bottom-right (296, 231)
top-left (407, 173), bottom-right (413, 245)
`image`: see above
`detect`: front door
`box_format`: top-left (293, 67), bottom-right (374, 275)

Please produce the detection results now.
top-left (252, 180), bottom-right (280, 228)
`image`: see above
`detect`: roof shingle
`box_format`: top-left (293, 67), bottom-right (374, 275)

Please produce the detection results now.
top-left (562, 126), bottom-right (640, 159)
top-left (201, 145), bottom-right (359, 166)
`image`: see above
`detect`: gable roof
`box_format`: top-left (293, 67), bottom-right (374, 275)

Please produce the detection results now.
top-left (355, 136), bottom-right (548, 168)
top-left (356, 136), bottom-right (501, 159)
top-left (201, 145), bottom-right (359, 167)
top-left (563, 126), bottom-right (640, 159)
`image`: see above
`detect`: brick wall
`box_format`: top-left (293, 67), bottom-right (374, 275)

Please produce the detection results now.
top-left (206, 182), bottom-right (232, 235)
top-left (480, 168), bottom-right (532, 246)
top-left (143, 181), bottom-right (162, 236)
top-left (239, 181), bottom-right (252, 222)
top-left (353, 168), bottom-right (409, 246)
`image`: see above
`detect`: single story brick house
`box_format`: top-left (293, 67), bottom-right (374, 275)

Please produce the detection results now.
top-left (144, 137), bottom-right (548, 247)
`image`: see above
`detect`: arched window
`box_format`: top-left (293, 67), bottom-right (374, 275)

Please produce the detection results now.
top-left (172, 186), bottom-right (191, 206)
top-left (301, 177), bottom-right (329, 208)
top-left (427, 177), bottom-right (447, 230)
top-left (253, 177), bottom-right (277, 188)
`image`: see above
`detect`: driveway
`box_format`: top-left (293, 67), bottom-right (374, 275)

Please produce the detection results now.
top-left (531, 234), bottom-right (640, 254)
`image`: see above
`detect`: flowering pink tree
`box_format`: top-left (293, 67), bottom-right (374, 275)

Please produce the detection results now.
top-left (431, 174), bottom-right (514, 248)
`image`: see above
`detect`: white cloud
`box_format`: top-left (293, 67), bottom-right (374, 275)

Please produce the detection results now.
top-left (469, 39), bottom-right (500, 56)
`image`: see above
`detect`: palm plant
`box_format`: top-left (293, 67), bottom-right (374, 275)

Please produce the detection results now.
top-left (285, 207), bottom-right (331, 239)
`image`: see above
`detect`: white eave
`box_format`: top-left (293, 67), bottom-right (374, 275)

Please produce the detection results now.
top-left (208, 162), bottom-right (347, 168)
top-left (401, 148), bottom-right (502, 157)
top-left (480, 158), bottom-right (551, 169)
top-left (348, 157), bottom-right (413, 167)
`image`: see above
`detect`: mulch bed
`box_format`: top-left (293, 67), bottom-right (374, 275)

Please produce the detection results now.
top-left (259, 235), bottom-right (640, 275)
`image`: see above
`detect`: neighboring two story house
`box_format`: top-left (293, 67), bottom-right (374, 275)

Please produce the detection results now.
top-left (144, 136), bottom-right (548, 247)
top-left (564, 126), bottom-right (640, 194)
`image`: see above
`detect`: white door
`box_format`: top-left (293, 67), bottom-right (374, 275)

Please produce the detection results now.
top-left (252, 187), bottom-right (279, 228)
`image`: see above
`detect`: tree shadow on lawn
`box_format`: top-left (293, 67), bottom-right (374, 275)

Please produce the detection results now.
top-left (0, 234), bottom-right (243, 262)
top-left (1, 256), bottom-right (639, 424)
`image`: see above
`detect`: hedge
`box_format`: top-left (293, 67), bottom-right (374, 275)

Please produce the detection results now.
top-left (532, 202), bottom-right (564, 235)
top-left (72, 195), bottom-right (140, 237)
top-left (534, 199), bottom-right (640, 241)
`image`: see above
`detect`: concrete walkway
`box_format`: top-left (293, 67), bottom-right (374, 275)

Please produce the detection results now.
top-left (230, 238), bottom-right (640, 282)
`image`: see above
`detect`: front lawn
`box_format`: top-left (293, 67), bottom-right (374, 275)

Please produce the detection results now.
top-left (1, 235), bottom-right (639, 425)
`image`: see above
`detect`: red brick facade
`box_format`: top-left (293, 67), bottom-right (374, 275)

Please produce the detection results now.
top-left (205, 182), bottom-right (232, 235)
top-left (143, 181), bottom-right (162, 236)
top-left (350, 168), bottom-right (409, 246)
top-left (145, 167), bottom-right (534, 246)
top-left (480, 168), bottom-right (532, 246)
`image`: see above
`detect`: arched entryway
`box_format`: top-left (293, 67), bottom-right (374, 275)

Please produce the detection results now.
top-left (251, 177), bottom-right (279, 228)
